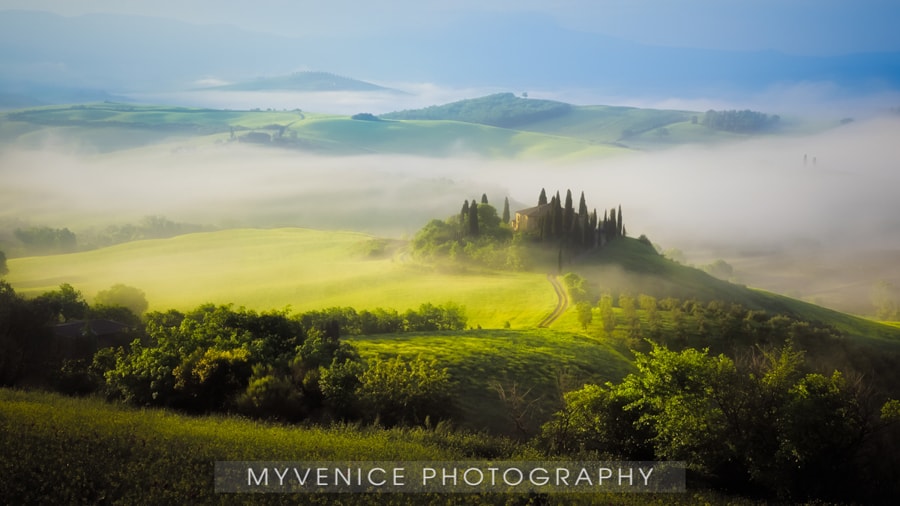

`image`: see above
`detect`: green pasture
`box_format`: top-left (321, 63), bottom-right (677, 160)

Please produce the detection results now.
top-left (0, 389), bottom-right (467, 505)
top-left (6, 228), bottom-right (557, 329)
top-left (284, 116), bottom-right (627, 159)
top-left (518, 105), bottom-right (692, 144)
top-left (0, 389), bottom-right (741, 505)
top-left (351, 329), bottom-right (636, 434)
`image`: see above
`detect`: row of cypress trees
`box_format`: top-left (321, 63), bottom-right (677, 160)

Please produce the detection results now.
top-left (534, 188), bottom-right (624, 248)
top-left (456, 189), bottom-right (625, 250)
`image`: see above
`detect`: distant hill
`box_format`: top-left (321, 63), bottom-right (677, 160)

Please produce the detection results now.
top-left (381, 93), bottom-right (572, 128)
top-left (207, 71), bottom-right (401, 93)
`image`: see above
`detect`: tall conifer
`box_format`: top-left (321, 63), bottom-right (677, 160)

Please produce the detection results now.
top-left (538, 188), bottom-right (548, 206)
top-left (460, 200), bottom-right (469, 236)
top-left (610, 207), bottom-right (618, 239)
top-left (481, 193), bottom-right (489, 205)
top-left (564, 189), bottom-right (575, 236)
top-left (502, 197), bottom-right (510, 224)
top-left (468, 201), bottom-right (479, 237)
top-left (617, 205), bottom-right (624, 237)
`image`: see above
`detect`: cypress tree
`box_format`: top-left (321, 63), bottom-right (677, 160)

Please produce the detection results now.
top-left (538, 188), bottom-right (548, 206)
top-left (502, 197), bottom-right (511, 224)
top-left (609, 207), bottom-right (618, 239)
top-left (617, 205), bottom-right (624, 238)
top-left (460, 200), bottom-right (470, 236)
top-left (578, 192), bottom-right (589, 246)
top-left (564, 189), bottom-right (575, 236)
top-left (468, 201), bottom-right (479, 237)
top-left (481, 193), bottom-right (489, 205)
top-left (549, 196), bottom-right (559, 239)
top-left (554, 192), bottom-right (563, 240)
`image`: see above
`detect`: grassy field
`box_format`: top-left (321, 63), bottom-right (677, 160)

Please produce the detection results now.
top-left (0, 389), bottom-right (467, 505)
top-left (0, 388), bottom-right (746, 505)
top-left (571, 237), bottom-right (900, 344)
top-left (6, 228), bottom-right (557, 329)
top-left (0, 102), bottom-right (628, 158)
top-left (351, 329), bottom-right (636, 434)
top-left (288, 116), bottom-right (626, 159)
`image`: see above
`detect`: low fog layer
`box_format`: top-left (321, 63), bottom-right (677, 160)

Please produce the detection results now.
top-left (3, 116), bottom-right (899, 245)
top-left (2, 116), bottom-right (899, 313)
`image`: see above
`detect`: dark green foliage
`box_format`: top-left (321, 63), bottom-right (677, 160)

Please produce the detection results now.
top-left (563, 189), bottom-right (574, 235)
top-left (381, 93), bottom-right (572, 128)
top-left (538, 188), bottom-right (548, 206)
top-left (0, 250), bottom-right (7, 276)
top-left (467, 201), bottom-right (479, 237)
top-left (542, 343), bottom-right (899, 502)
top-left (13, 226), bottom-right (76, 255)
top-left (358, 355), bottom-right (455, 426)
top-left (79, 216), bottom-right (209, 250)
top-left (105, 304), bottom-right (306, 408)
top-left (0, 282), bottom-right (53, 386)
top-left (502, 196), bottom-right (510, 224)
top-left (412, 201), bottom-right (516, 269)
top-left (93, 284), bottom-right (148, 316)
top-left (350, 112), bottom-right (380, 121)
top-left (703, 109), bottom-right (780, 133)
top-left (31, 283), bottom-right (89, 323)
top-left (460, 200), bottom-right (469, 233)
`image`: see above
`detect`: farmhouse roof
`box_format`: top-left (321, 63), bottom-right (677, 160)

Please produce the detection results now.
top-left (515, 204), bottom-right (552, 216)
top-left (53, 319), bottom-right (131, 339)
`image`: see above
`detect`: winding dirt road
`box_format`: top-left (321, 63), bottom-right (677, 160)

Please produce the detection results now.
top-left (537, 274), bottom-right (569, 328)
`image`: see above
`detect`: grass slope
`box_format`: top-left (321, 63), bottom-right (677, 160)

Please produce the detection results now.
top-left (6, 228), bottom-right (555, 329)
top-left (0, 389), bottom-right (466, 505)
top-left (1, 103), bottom-right (628, 158)
top-left (289, 116), bottom-right (627, 158)
top-left (350, 329), bottom-right (635, 434)
top-left (571, 237), bottom-right (900, 344)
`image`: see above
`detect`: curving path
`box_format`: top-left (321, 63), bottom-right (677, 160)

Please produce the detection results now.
top-left (537, 274), bottom-right (569, 328)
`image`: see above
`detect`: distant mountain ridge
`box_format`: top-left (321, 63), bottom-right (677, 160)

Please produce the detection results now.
top-left (206, 71), bottom-right (401, 93)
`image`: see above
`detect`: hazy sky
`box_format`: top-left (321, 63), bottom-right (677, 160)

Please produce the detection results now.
top-left (3, 0), bottom-right (899, 55)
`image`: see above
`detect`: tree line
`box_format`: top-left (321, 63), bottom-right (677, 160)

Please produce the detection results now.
top-left (411, 189), bottom-right (626, 270)
top-left (0, 281), bottom-right (463, 427)
top-left (702, 109), bottom-right (780, 133)
top-left (4, 216), bottom-right (208, 256)
top-left (530, 188), bottom-right (625, 249)
top-left (540, 342), bottom-right (900, 503)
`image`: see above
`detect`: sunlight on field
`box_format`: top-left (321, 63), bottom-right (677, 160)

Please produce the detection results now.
top-left (6, 228), bottom-right (556, 328)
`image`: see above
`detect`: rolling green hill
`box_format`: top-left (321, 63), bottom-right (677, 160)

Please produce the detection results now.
top-left (350, 329), bottom-right (635, 434)
top-left (5, 228), bottom-right (556, 329)
top-left (0, 97), bottom-right (802, 157)
top-left (8, 228), bottom-right (900, 346)
top-left (0, 102), bottom-right (627, 158)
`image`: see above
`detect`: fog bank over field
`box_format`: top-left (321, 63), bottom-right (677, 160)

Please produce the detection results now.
top-left (3, 115), bottom-right (899, 250)
top-left (2, 114), bottom-right (899, 314)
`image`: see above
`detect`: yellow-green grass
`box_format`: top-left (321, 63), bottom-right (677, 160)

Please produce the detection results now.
top-left (0, 388), bottom-right (469, 505)
top-left (350, 329), bottom-right (636, 434)
top-left (0, 389), bottom-right (748, 506)
top-left (6, 228), bottom-right (556, 328)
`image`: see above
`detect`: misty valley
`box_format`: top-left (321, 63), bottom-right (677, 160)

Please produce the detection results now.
top-left (3, 83), bottom-right (900, 504)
